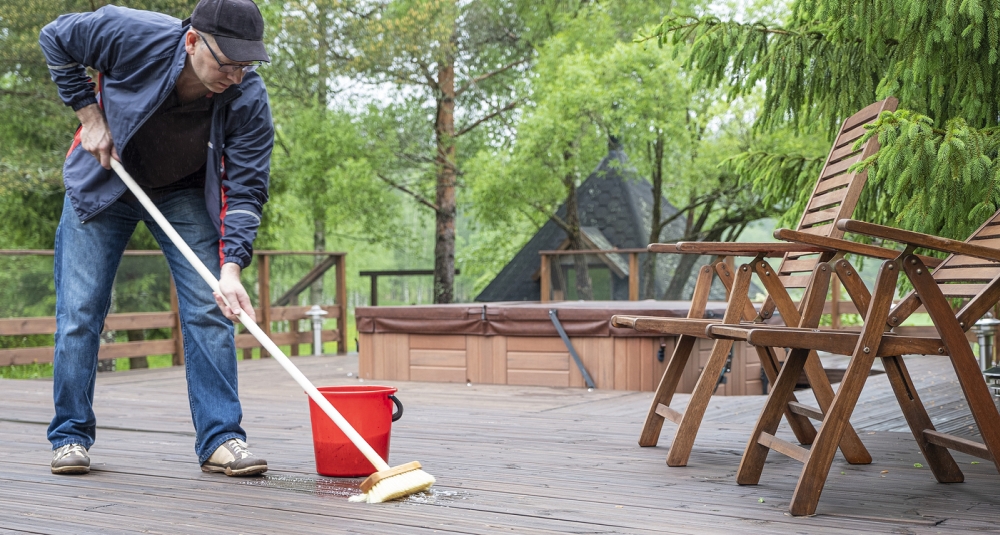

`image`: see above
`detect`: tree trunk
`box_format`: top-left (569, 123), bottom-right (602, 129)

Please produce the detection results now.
top-left (433, 32), bottom-right (458, 304)
top-left (310, 8), bottom-right (329, 307)
top-left (641, 133), bottom-right (665, 299)
top-left (563, 161), bottom-right (593, 300)
top-left (661, 199), bottom-right (715, 300)
top-left (310, 217), bottom-right (325, 305)
top-left (661, 253), bottom-right (700, 300)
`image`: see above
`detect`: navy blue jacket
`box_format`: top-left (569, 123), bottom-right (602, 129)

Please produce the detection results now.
top-left (39, 5), bottom-right (272, 269)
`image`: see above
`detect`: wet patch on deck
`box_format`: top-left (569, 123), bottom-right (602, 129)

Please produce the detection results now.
top-left (238, 475), bottom-right (467, 504)
top-left (239, 474), bottom-right (360, 498)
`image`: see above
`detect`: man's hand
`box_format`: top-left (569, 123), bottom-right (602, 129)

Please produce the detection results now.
top-left (214, 262), bottom-right (256, 322)
top-left (75, 103), bottom-right (118, 169)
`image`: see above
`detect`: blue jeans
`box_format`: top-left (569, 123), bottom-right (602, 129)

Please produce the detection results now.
top-left (48, 189), bottom-right (246, 464)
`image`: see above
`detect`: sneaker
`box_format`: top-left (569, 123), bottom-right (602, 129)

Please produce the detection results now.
top-left (51, 444), bottom-right (90, 475)
top-left (201, 438), bottom-right (267, 476)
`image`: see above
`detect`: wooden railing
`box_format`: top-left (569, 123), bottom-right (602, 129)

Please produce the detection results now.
top-left (539, 249), bottom-right (645, 303)
top-left (0, 250), bottom-right (347, 367)
top-left (359, 268), bottom-right (460, 306)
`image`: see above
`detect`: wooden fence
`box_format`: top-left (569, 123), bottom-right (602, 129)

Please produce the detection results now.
top-left (0, 250), bottom-right (347, 367)
top-left (359, 268), bottom-right (460, 306)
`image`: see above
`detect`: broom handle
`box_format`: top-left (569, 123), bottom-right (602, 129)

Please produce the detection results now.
top-left (111, 160), bottom-right (392, 473)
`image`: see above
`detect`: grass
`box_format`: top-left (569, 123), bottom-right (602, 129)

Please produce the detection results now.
top-left (0, 362), bottom-right (54, 379)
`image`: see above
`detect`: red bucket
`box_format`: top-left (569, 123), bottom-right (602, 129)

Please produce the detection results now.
top-left (307, 385), bottom-right (402, 477)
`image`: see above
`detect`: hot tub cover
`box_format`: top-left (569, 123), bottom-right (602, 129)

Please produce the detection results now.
top-left (355, 300), bottom-right (729, 337)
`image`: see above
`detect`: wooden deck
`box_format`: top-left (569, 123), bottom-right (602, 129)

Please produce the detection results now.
top-left (2, 354), bottom-right (998, 534)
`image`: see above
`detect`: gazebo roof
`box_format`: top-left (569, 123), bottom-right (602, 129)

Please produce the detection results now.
top-left (476, 143), bottom-right (688, 302)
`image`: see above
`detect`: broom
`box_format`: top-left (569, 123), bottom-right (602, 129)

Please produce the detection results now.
top-left (111, 160), bottom-right (434, 503)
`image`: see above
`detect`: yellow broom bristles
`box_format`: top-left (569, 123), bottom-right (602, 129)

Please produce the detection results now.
top-left (349, 467), bottom-right (435, 503)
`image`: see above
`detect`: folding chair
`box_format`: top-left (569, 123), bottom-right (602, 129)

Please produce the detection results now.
top-left (610, 98), bottom-right (898, 467)
top-left (737, 214), bottom-right (1000, 516)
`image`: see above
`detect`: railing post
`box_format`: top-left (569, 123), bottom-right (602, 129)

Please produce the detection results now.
top-left (540, 253), bottom-right (550, 303)
top-left (628, 252), bottom-right (639, 301)
top-left (169, 275), bottom-right (184, 366)
top-left (336, 254), bottom-right (347, 355)
top-left (259, 254), bottom-right (272, 357)
top-left (370, 274), bottom-right (379, 306)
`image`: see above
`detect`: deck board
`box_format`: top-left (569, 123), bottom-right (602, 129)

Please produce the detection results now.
top-left (2, 354), bottom-right (998, 534)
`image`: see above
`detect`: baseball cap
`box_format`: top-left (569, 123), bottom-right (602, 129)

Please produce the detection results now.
top-left (184, 0), bottom-right (270, 63)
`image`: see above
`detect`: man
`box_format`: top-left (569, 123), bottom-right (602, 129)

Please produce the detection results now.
top-left (39, 0), bottom-right (273, 476)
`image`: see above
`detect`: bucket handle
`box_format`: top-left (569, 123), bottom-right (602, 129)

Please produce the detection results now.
top-left (389, 394), bottom-right (403, 422)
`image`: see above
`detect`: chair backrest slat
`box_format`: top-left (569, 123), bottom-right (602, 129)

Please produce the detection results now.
top-left (890, 212), bottom-right (1000, 329)
top-left (775, 97), bottom-right (899, 289)
top-left (779, 274), bottom-right (814, 288)
top-left (819, 155), bottom-right (865, 180)
top-left (834, 126), bottom-right (869, 148)
top-left (806, 189), bottom-right (850, 213)
top-left (800, 208), bottom-right (841, 227)
top-left (778, 258), bottom-right (819, 275)
top-left (797, 223), bottom-right (836, 237)
top-left (814, 173), bottom-right (856, 195)
top-left (941, 284), bottom-right (995, 298)
top-left (827, 142), bottom-right (864, 163)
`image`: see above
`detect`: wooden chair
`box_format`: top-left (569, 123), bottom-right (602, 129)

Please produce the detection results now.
top-left (610, 98), bottom-right (899, 467)
top-left (736, 215), bottom-right (1000, 516)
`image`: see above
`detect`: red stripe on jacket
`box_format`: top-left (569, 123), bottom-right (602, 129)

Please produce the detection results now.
top-left (218, 157), bottom-right (228, 267)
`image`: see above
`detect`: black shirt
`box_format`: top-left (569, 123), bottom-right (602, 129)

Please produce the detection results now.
top-left (121, 89), bottom-right (214, 197)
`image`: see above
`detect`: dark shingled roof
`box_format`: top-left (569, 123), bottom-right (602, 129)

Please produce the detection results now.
top-left (476, 143), bottom-right (727, 302)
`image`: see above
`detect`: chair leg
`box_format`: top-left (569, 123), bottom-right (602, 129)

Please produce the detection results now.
top-left (758, 345), bottom-right (817, 445)
top-left (949, 346), bottom-right (1000, 475)
top-left (881, 355), bottom-right (963, 483)
top-left (788, 259), bottom-right (899, 516)
top-left (737, 347), bottom-right (810, 485)
top-left (639, 334), bottom-right (696, 447)
top-left (802, 349), bottom-right (872, 465)
top-left (666, 337), bottom-right (734, 466)
top-left (789, 349), bottom-right (879, 515)
top-left (903, 254), bottom-right (1000, 474)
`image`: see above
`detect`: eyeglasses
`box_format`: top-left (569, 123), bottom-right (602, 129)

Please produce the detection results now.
top-left (196, 32), bottom-right (261, 74)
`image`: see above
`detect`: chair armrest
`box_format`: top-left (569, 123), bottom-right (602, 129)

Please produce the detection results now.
top-left (654, 241), bottom-right (827, 257)
top-left (838, 219), bottom-right (1000, 263)
top-left (774, 229), bottom-right (943, 267)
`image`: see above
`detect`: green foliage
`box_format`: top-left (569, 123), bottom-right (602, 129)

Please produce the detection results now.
top-left (466, 4), bottom-right (790, 292)
top-left (0, 1), bottom-right (200, 250)
top-left (257, 1), bottom-right (414, 293)
top-left (856, 111), bottom-right (1000, 240)
top-left (722, 149), bottom-right (824, 228)
top-left (645, 0), bottom-right (1000, 241)
top-left (0, 256), bottom-right (56, 318)
top-left (467, 33), bottom-right (610, 232)
top-left (268, 103), bottom-right (402, 245)
top-left (0, 362), bottom-right (53, 379)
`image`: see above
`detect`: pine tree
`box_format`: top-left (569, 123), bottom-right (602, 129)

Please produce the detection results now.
top-left (644, 0), bottom-right (1000, 240)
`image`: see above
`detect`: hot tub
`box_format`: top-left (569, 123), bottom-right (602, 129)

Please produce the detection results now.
top-left (356, 301), bottom-right (765, 395)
